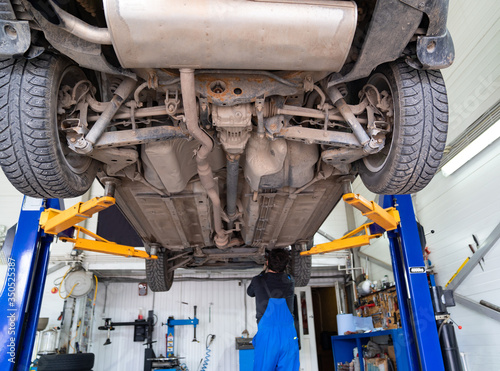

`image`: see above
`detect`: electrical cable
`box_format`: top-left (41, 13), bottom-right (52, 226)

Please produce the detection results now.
top-left (59, 267), bottom-right (79, 300)
top-left (93, 275), bottom-right (98, 306)
top-left (68, 320), bottom-right (81, 352)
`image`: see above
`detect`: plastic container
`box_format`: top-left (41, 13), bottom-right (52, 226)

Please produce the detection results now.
top-left (353, 348), bottom-right (360, 371)
top-left (38, 329), bottom-right (57, 355)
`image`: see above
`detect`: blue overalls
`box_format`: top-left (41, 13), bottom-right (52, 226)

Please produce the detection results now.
top-left (252, 276), bottom-right (300, 371)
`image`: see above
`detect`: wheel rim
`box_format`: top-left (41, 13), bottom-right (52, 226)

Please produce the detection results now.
top-left (56, 66), bottom-right (93, 175)
top-left (362, 73), bottom-right (395, 173)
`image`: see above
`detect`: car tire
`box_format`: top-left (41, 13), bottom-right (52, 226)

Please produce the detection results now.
top-left (289, 241), bottom-right (312, 287)
top-left (358, 60), bottom-right (448, 194)
top-left (146, 251), bottom-right (175, 292)
top-left (37, 353), bottom-right (94, 371)
top-left (0, 54), bottom-right (97, 198)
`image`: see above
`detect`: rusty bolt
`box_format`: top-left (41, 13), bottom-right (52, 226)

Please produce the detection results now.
top-left (167, 103), bottom-right (176, 113)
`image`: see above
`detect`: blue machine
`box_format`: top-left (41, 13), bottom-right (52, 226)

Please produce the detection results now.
top-left (381, 194), bottom-right (445, 371)
top-left (0, 197), bottom-right (62, 371)
top-left (235, 337), bottom-right (254, 371)
top-left (165, 307), bottom-right (199, 358)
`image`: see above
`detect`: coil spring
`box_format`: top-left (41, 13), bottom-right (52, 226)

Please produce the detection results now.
top-left (109, 77), bottom-right (123, 95)
top-left (200, 347), bottom-right (211, 371)
top-left (337, 83), bottom-right (348, 98)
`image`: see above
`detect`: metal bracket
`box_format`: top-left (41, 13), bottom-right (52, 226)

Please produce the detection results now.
top-left (0, 19), bottom-right (31, 58)
top-left (454, 294), bottom-right (500, 322)
top-left (446, 221), bottom-right (500, 291)
top-left (435, 314), bottom-right (450, 321)
top-left (301, 193), bottom-right (400, 256)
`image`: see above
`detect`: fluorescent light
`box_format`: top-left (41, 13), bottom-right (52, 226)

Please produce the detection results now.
top-left (441, 118), bottom-right (500, 177)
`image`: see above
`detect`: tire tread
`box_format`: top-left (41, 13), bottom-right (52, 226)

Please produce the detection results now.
top-left (360, 60), bottom-right (448, 194)
top-left (289, 243), bottom-right (312, 287)
top-left (146, 252), bottom-right (174, 292)
top-left (0, 55), bottom-right (95, 198)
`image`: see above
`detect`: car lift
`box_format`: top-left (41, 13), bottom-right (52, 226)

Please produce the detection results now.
top-left (39, 194), bottom-right (156, 260)
top-left (0, 183), bottom-right (156, 371)
top-left (2, 190), bottom-right (452, 370)
top-left (301, 193), bottom-right (400, 255)
top-left (302, 193), bottom-right (446, 371)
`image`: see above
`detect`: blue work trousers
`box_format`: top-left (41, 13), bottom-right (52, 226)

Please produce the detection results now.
top-left (252, 298), bottom-right (300, 371)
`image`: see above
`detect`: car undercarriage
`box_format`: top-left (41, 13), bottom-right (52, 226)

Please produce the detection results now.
top-left (0, 0), bottom-right (453, 290)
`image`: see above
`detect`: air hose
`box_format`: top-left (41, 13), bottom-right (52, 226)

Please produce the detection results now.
top-left (199, 334), bottom-right (216, 371)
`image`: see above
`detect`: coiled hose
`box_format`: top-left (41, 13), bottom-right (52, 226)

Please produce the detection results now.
top-left (199, 334), bottom-right (216, 371)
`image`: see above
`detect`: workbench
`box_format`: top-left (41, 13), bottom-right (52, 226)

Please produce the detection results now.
top-left (331, 329), bottom-right (410, 370)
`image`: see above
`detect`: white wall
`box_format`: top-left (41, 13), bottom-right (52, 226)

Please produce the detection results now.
top-left (442, 0), bottom-right (500, 144)
top-left (411, 1), bottom-right (500, 368)
top-left (91, 278), bottom-right (258, 371)
top-left (414, 142), bottom-right (500, 370)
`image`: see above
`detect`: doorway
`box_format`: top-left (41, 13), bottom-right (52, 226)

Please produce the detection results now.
top-left (311, 286), bottom-right (340, 370)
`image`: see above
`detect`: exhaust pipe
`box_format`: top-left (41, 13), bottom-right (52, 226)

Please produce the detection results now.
top-left (49, 0), bottom-right (113, 45)
top-left (180, 69), bottom-right (229, 249)
top-left (226, 156), bottom-right (240, 230)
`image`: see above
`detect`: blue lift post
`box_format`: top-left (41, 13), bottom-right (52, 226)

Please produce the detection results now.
top-left (0, 197), bottom-right (61, 371)
top-left (382, 194), bottom-right (445, 371)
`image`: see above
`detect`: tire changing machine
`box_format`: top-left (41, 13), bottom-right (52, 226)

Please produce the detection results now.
top-left (1, 190), bottom-right (460, 370)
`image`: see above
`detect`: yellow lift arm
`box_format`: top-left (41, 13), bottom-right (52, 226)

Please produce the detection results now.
top-left (301, 193), bottom-right (400, 256)
top-left (39, 196), bottom-right (157, 260)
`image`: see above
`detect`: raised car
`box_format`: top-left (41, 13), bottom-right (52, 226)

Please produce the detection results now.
top-left (0, 0), bottom-right (453, 290)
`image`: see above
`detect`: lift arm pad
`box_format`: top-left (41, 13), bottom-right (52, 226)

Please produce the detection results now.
top-left (343, 193), bottom-right (400, 230)
top-left (40, 196), bottom-right (115, 235)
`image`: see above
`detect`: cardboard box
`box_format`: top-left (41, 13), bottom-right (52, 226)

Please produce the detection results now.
top-left (365, 357), bottom-right (389, 371)
top-left (387, 345), bottom-right (396, 369)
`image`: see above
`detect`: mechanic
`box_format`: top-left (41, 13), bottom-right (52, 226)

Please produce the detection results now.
top-left (247, 248), bottom-right (300, 371)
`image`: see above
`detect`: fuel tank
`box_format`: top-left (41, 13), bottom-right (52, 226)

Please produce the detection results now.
top-left (103, 0), bottom-right (357, 71)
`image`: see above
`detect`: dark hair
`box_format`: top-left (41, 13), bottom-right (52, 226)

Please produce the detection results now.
top-left (267, 248), bottom-right (290, 273)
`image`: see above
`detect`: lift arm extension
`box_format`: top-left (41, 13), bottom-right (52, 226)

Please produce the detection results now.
top-left (301, 193), bottom-right (400, 256)
top-left (40, 196), bottom-right (157, 259)
top-left (40, 196), bottom-right (115, 234)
